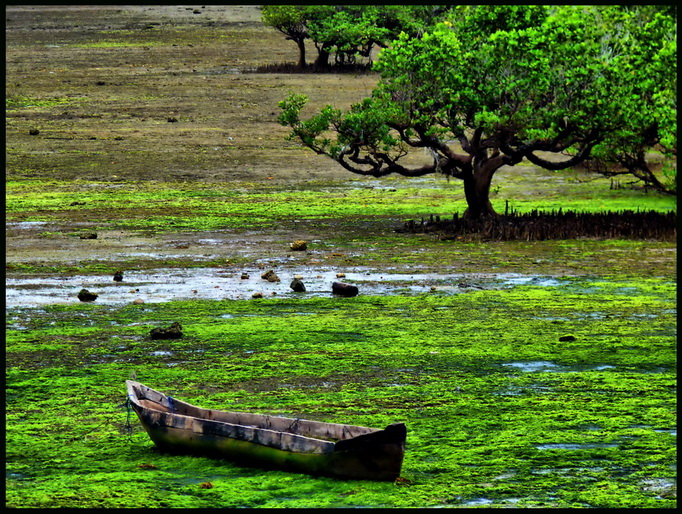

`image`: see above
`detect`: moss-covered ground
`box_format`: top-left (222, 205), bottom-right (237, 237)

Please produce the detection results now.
top-left (6, 278), bottom-right (676, 508)
top-left (6, 5), bottom-right (676, 509)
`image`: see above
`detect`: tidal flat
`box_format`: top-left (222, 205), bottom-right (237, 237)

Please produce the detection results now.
top-left (5, 276), bottom-right (676, 508)
top-left (5, 5), bottom-right (676, 509)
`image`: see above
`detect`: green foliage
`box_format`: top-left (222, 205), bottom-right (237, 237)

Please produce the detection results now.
top-left (262, 6), bottom-right (451, 68)
top-left (279, 5), bottom-right (677, 212)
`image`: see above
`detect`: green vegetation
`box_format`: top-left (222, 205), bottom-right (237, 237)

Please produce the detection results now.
top-left (261, 5), bottom-right (445, 68)
top-left (279, 5), bottom-right (677, 217)
top-left (5, 176), bottom-right (676, 234)
top-left (6, 95), bottom-right (75, 110)
top-left (5, 5), bottom-right (676, 509)
top-left (6, 278), bottom-right (676, 508)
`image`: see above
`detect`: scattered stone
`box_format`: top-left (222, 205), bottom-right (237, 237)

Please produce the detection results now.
top-left (290, 278), bottom-right (306, 292)
top-left (79, 232), bottom-right (97, 239)
top-left (96, 80), bottom-right (106, 86)
top-left (167, 117), bottom-right (178, 123)
top-left (150, 322), bottom-right (182, 340)
top-left (113, 270), bottom-right (123, 282)
top-left (261, 270), bottom-right (280, 282)
top-left (29, 128), bottom-right (40, 136)
top-left (332, 281), bottom-right (359, 297)
top-left (290, 240), bottom-right (307, 251)
top-left (559, 335), bottom-right (577, 342)
top-left (77, 289), bottom-right (98, 302)
top-left (336, 272), bottom-right (346, 278)
top-left (70, 201), bottom-right (86, 206)
top-left (251, 292), bottom-right (264, 299)
top-left (240, 272), bottom-right (249, 280)
top-left (132, 298), bottom-right (144, 305)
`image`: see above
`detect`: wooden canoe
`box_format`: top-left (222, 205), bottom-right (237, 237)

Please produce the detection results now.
top-left (126, 381), bottom-right (406, 481)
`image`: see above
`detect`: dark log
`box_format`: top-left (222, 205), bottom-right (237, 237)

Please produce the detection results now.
top-left (332, 282), bottom-right (359, 297)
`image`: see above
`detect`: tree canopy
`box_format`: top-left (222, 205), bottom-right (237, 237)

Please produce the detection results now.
top-left (261, 5), bottom-right (449, 69)
top-left (278, 5), bottom-right (677, 218)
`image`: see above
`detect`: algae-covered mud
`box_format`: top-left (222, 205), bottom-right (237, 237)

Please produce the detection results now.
top-left (5, 5), bottom-right (676, 509)
top-left (5, 281), bottom-right (677, 508)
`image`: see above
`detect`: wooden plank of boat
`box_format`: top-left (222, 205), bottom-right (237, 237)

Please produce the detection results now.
top-left (126, 381), bottom-right (406, 481)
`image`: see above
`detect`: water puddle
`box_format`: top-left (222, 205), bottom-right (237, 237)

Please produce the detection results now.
top-left (5, 268), bottom-right (571, 309)
top-left (494, 384), bottom-right (553, 396)
top-left (501, 361), bottom-right (617, 373)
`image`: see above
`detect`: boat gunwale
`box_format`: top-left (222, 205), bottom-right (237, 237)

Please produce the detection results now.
top-left (126, 380), bottom-right (380, 445)
top-left (125, 381), bottom-right (407, 480)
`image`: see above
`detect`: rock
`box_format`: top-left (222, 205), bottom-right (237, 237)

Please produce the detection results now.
top-left (113, 271), bottom-right (123, 282)
top-left (251, 292), bottom-right (264, 299)
top-left (336, 272), bottom-right (346, 278)
top-left (290, 278), bottom-right (306, 292)
top-left (261, 270), bottom-right (280, 282)
top-left (290, 240), bottom-right (307, 251)
top-left (332, 281), bottom-right (358, 297)
top-left (167, 117), bottom-right (178, 123)
top-left (132, 298), bottom-right (144, 305)
top-left (150, 322), bottom-right (182, 340)
top-left (77, 289), bottom-right (98, 302)
top-left (559, 335), bottom-right (577, 342)
top-left (240, 272), bottom-right (249, 280)
top-left (29, 129), bottom-right (40, 136)
top-left (79, 232), bottom-right (98, 239)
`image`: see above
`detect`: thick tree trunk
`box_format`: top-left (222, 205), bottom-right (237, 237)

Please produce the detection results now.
top-left (296, 38), bottom-right (306, 69)
top-left (462, 152), bottom-right (505, 219)
top-left (462, 178), bottom-right (495, 218)
top-left (461, 158), bottom-right (500, 219)
top-left (314, 47), bottom-right (331, 68)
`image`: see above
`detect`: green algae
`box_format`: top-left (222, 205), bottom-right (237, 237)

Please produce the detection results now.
top-left (6, 277), bottom-right (676, 508)
top-left (6, 177), bottom-right (676, 234)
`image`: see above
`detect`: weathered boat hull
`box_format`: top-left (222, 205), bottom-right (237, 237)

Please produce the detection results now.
top-left (126, 381), bottom-right (406, 480)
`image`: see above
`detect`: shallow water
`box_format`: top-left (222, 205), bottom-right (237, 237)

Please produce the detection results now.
top-left (4, 268), bottom-right (569, 308)
top-left (501, 361), bottom-right (617, 373)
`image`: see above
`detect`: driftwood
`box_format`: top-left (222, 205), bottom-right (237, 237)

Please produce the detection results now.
top-left (398, 208), bottom-right (676, 242)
